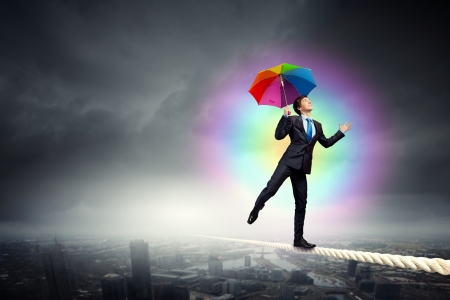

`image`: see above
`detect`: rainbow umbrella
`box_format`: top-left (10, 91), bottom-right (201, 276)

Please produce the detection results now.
top-left (248, 63), bottom-right (316, 114)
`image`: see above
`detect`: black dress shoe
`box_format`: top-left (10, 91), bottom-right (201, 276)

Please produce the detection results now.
top-left (293, 238), bottom-right (316, 248)
top-left (247, 207), bottom-right (262, 224)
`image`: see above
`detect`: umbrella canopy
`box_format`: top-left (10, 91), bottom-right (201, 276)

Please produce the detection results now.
top-left (248, 63), bottom-right (317, 108)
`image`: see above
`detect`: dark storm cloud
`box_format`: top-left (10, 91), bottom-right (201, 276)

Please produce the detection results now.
top-left (0, 0), bottom-right (293, 223)
top-left (340, 1), bottom-right (450, 197)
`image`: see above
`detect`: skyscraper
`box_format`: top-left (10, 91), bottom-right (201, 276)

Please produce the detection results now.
top-left (130, 240), bottom-right (153, 300)
top-left (290, 268), bottom-right (309, 284)
top-left (357, 280), bottom-right (376, 293)
top-left (101, 273), bottom-right (126, 300)
top-left (42, 243), bottom-right (71, 300)
top-left (347, 260), bottom-right (358, 276)
top-left (279, 284), bottom-right (294, 300)
top-left (208, 256), bottom-right (223, 276)
top-left (355, 265), bottom-right (372, 284)
top-left (271, 268), bottom-right (283, 281)
top-left (244, 255), bottom-right (251, 267)
top-left (124, 273), bottom-right (136, 300)
top-left (226, 279), bottom-right (241, 296)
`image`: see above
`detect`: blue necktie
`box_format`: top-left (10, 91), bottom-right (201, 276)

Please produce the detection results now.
top-left (306, 118), bottom-right (312, 142)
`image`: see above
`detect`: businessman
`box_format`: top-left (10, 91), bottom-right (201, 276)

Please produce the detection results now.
top-left (247, 95), bottom-right (352, 248)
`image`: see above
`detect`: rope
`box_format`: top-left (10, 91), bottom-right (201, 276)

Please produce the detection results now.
top-left (192, 235), bottom-right (450, 276)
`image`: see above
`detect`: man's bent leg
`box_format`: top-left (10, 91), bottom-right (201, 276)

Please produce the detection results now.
top-left (255, 163), bottom-right (292, 209)
top-left (247, 164), bottom-right (292, 224)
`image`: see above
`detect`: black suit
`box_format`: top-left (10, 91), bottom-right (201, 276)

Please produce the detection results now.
top-left (254, 115), bottom-right (345, 239)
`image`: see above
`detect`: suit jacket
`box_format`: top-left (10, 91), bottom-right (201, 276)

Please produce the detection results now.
top-left (275, 115), bottom-right (345, 174)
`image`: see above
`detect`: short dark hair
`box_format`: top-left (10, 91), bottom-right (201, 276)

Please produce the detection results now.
top-left (293, 95), bottom-right (308, 115)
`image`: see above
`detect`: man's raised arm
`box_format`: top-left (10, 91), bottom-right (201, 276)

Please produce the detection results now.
top-left (275, 105), bottom-right (292, 140)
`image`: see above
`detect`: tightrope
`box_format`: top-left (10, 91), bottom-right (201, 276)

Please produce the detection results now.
top-left (193, 235), bottom-right (450, 275)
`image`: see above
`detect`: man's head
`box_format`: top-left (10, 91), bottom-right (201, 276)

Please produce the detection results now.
top-left (293, 96), bottom-right (313, 115)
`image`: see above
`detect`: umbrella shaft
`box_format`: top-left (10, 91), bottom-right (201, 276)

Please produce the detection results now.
top-left (280, 75), bottom-right (288, 107)
top-left (279, 75), bottom-right (284, 87)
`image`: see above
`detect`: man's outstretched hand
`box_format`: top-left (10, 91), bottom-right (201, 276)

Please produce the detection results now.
top-left (339, 121), bottom-right (352, 132)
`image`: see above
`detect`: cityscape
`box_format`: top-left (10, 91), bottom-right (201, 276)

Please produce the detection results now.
top-left (1, 235), bottom-right (450, 300)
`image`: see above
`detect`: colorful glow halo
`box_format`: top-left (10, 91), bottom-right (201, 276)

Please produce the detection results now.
top-left (197, 47), bottom-right (392, 218)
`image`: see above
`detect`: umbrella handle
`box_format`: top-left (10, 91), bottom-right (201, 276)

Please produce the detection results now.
top-left (280, 75), bottom-right (290, 115)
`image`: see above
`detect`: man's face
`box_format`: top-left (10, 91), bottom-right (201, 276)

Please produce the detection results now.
top-left (298, 97), bottom-right (313, 112)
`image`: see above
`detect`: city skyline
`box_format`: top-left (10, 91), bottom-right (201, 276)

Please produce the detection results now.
top-left (1, 234), bottom-right (449, 299)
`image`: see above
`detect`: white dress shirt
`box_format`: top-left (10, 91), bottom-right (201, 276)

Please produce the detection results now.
top-left (300, 114), bottom-right (316, 138)
top-left (283, 114), bottom-right (344, 135)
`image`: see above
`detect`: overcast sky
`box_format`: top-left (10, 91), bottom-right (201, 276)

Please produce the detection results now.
top-left (1, 0), bottom-right (450, 241)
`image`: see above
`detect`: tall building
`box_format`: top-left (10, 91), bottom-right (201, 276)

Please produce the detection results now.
top-left (357, 280), bottom-right (375, 293)
top-left (271, 268), bottom-right (283, 281)
top-left (279, 284), bottom-right (294, 300)
top-left (42, 243), bottom-right (71, 300)
top-left (101, 273), bottom-right (126, 300)
top-left (208, 256), bottom-right (223, 276)
top-left (222, 281), bottom-right (228, 293)
top-left (290, 268), bottom-right (312, 284)
top-left (244, 255), bottom-right (251, 267)
top-left (65, 260), bottom-right (77, 293)
top-left (347, 260), bottom-right (358, 276)
top-left (130, 240), bottom-right (153, 300)
top-left (355, 265), bottom-right (372, 284)
top-left (226, 279), bottom-right (241, 296)
top-left (124, 273), bottom-right (136, 300)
